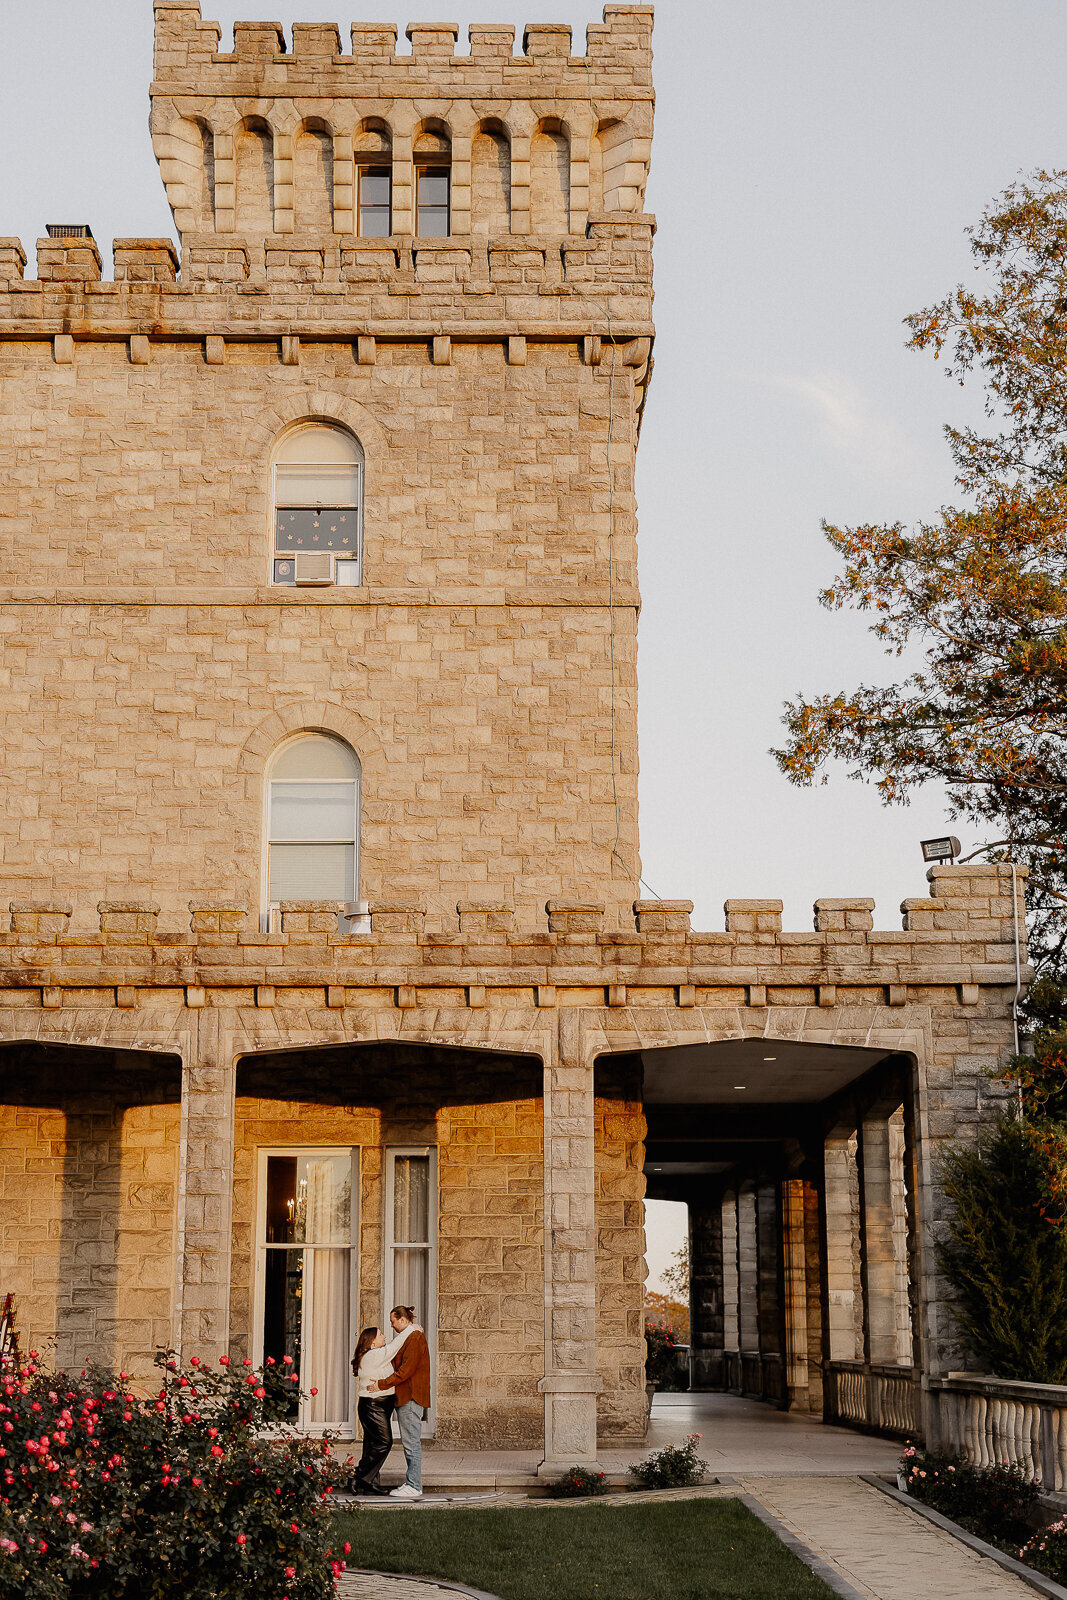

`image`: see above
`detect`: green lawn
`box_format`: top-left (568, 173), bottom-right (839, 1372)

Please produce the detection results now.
top-left (332, 1498), bottom-right (836, 1600)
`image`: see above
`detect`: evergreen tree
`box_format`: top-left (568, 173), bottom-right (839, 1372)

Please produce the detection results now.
top-left (938, 1118), bottom-right (1067, 1382)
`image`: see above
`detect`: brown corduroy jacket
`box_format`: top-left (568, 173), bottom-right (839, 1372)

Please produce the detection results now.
top-left (379, 1327), bottom-right (431, 1410)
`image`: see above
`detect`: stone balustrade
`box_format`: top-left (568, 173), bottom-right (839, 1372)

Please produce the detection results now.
top-left (927, 1375), bottom-right (1067, 1491)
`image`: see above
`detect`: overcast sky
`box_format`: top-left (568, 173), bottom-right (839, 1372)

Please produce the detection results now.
top-left (6, 0), bottom-right (1066, 1286)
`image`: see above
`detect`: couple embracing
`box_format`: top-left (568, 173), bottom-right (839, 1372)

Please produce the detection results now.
top-left (351, 1304), bottom-right (431, 1500)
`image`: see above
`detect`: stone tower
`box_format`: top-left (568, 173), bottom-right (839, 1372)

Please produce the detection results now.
top-left (0, 1), bottom-right (656, 932)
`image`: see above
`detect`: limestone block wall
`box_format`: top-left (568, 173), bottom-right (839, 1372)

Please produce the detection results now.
top-left (593, 1055), bottom-right (645, 1439)
top-left (0, 1085), bottom-right (179, 1382)
top-left (0, 337), bottom-right (640, 928)
top-left (229, 1051), bottom-right (544, 1445)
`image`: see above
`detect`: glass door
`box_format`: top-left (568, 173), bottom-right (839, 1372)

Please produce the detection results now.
top-left (256, 1149), bottom-right (358, 1432)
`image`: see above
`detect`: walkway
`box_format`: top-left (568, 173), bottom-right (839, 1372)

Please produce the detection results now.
top-left (358, 1392), bottom-right (901, 1490)
top-left (743, 1475), bottom-right (1039, 1600)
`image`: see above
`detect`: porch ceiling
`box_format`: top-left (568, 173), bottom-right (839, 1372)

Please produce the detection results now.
top-left (640, 1037), bottom-right (895, 1105)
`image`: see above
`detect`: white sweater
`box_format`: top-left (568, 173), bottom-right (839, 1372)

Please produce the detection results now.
top-left (356, 1325), bottom-right (414, 1399)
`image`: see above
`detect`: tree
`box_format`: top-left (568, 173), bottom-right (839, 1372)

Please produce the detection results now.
top-left (774, 170), bottom-right (1067, 971)
top-left (937, 1117), bottom-right (1067, 1382)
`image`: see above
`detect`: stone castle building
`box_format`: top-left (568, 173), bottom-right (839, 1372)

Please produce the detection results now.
top-left (0, 1), bottom-right (1027, 1468)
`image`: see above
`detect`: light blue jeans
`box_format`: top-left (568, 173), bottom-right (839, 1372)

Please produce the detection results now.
top-left (396, 1399), bottom-right (424, 1489)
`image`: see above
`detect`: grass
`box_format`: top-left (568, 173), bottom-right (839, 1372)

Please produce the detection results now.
top-left (332, 1497), bottom-right (836, 1600)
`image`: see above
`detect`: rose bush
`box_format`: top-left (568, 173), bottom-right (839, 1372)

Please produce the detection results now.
top-left (0, 1349), bottom-right (350, 1600)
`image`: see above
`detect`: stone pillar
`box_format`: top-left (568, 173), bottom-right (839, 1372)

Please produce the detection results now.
top-left (737, 1180), bottom-right (759, 1354)
top-left (861, 1105), bottom-right (907, 1367)
top-left (689, 1190), bottom-right (725, 1389)
top-left (174, 1009), bottom-right (236, 1360)
top-left (538, 1009), bottom-right (602, 1474)
top-left (721, 1189), bottom-right (740, 1366)
top-left (756, 1180), bottom-right (781, 1359)
top-left (782, 1178), bottom-right (809, 1401)
top-left (824, 1125), bottom-right (863, 1360)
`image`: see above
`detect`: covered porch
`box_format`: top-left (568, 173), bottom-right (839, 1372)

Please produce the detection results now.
top-left (636, 1035), bottom-right (923, 1439)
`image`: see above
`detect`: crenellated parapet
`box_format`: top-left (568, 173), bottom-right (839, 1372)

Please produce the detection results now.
top-left (0, 868), bottom-right (1030, 1007)
top-left (150, 4), bottom-right (654, 239)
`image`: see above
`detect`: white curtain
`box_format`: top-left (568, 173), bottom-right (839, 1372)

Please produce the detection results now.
top-left (306, 1249), bottom-right (350, 1427)
top-left (302, 1157), bottom-right (352, 1427)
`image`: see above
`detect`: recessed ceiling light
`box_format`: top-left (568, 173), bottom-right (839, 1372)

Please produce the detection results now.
top-left (652, 1166), bottom-right (662, 1171)
top-left (763, 1055), bottom-right (776, 1061)
top-left (733, 1084), bottom-right (746, 1090)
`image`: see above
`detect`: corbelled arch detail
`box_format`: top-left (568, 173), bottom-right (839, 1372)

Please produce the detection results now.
top-left (238, 702), bottom-right (388, 783)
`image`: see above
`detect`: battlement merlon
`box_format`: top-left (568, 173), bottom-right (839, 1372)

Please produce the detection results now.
top-left (152, 4), bottom-right (654, 84)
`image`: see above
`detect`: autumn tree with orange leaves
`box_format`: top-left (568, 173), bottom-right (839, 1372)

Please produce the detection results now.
top-left (775, 174), bottom-right (1067, 1375)
top-left (775, 170), bottom-right (1067, 977)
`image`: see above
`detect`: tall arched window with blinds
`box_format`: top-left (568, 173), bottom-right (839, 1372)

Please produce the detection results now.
top-left (265, 734), bottom-right (360, 918)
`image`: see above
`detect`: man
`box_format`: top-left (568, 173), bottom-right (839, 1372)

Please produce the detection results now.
top-left (376, 1303), bottom-right (431, 1500)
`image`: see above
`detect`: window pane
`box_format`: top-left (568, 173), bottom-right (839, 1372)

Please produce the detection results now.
top-left (276, 463), bottom-right (360, 505)
top-left (271, 781), bottom-right (355, 841)
top-left (334, 558), bottom-right (360, 586)
top-left (266, 1155), bottom-right (299, 1244)
top-left (360, 170), bottom-right (390, 206)
top-left (262, 1249), bottom-right (302, 1421)
top-left (392, 1247), bottom-right (429, 1323)
top-left (273, 557), bottom-right (296, 586)
top-left (272, 737), bottom-right (358, 782)
top-left (300, 1155), bottom-right (351, 1245)
top-left (394, 1155), bottom-right (430, 1243)
top-left (418, 171), bottom-right (449, 205)
top-left (268, 842), bottom-right (354, 901)
top-left (275, 508), bottom-right (358, 556)
top-left (359, 207), bottom-right (391, 238)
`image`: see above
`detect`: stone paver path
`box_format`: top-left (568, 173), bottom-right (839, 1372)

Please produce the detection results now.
top-left (338, 1572), bottom-right (494, 1599)
top-left (743, 1475), bottom-right (1038, 1600)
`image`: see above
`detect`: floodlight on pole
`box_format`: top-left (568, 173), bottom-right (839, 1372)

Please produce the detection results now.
top-left (920, 836), bottom-right (961, 865)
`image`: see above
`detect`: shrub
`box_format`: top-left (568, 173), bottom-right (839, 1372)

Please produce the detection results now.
top-left (899, 1444), bottom-right (1039, 1549)
top-left (643, 1321), bottom-right (677, 1387)
top-left (0, 1349), bottom-right (351, 1600)
top-left (629, 1434), bottom-right (707, 1490)
top-left (937, 1116), bottom-right (1067, 1382)
top-left (1020, 1518), bottom-right (1067, 1581)
top-left (544, 1466), bottom-right (609, 1499)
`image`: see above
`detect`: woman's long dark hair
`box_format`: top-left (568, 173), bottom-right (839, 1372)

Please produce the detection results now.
top-left (352, 1325), bottom-right (379, 1376)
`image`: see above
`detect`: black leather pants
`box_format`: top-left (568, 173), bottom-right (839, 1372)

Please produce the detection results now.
top-left (356, 1396), bottom-right (396, 1488)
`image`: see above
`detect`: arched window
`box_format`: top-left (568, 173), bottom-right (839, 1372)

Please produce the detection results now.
top-left (266, 734), bottom-right (360, 912)
top-left (414, 127), bottom-right (451, 237)
top-left (355, 123), bottom-right (392, 237)
top-left (272, 424), bottom-right (363, 588)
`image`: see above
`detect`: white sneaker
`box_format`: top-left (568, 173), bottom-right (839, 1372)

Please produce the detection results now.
top-left (389, 1483), bottom-right (422, 1500)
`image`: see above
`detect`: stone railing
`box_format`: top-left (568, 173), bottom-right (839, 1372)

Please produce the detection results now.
top-left (928, 1376), bottom-right (1067, 1490)
top-left (825, 1361), bottom-right (922, 1439)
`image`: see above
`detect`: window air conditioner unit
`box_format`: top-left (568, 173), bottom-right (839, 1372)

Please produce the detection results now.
top-left (294, 551), bottom-right (333, 585)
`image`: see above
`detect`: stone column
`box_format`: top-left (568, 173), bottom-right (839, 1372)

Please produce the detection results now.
top-left (174, 1008), bottom-right (236, 1360)
top-left (862, 1105), bottom-right (903, 1367)
top-left (689, 1189), bottom-right (725, 1389)
top-left (756, 1179), bottom-right (781, 1359)
top-left (538, 1009), bottom-right (602, 1474)
top-left (737, 1180), bottom-right (759, 1354)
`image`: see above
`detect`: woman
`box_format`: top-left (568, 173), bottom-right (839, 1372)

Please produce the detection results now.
top-left (374, 1305), bottom-right (431, 1501)
top-left (351, 1326), bottom-right (398, 1496)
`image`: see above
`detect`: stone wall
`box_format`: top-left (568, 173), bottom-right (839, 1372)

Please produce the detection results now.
top-left (0, 1047), bottom-right (180, 1383)
top-left (0, 338), bottom-right (639, 929)
top-left (593, 1054), bottom-right (645, 1440)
